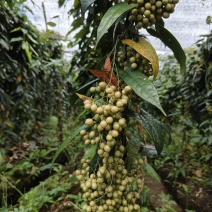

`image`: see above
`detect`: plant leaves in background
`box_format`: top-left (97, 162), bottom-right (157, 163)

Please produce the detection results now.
top-left (47, 21), bottom-right (56, 27)
top-left (51, 124), bottom-right (87, 167)
top-left (22, 41), bottom-right (32, 63)
top-left (117, 69), bottom-right (166, 115)
top-left (145, 163), bottom-right (161, 183)
top-left (147, 25), bottom-right (186, 74)
top-left (122, 38), bottom-right (159, 79)
top-left (58, 0), bottom-right (66, 7)
top-left (81, 0), bottom-right (95, 17)
top-left (96, 2), bottom-right (137, 46)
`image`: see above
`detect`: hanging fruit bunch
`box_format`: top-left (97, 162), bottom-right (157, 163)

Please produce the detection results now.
top-left (126, 0), bottom-right (179, 29)
top-left (75, 57), bottom-right (145, 212)
top-left (117, 45), bottom-right (153, 76)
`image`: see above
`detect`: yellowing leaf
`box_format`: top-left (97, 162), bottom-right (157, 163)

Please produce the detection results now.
top-left (76, 93), bottom-right (92, 102)
top-left (122, 38), bottom-right (159, 79)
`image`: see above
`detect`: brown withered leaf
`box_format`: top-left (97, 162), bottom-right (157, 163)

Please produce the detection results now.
top-left (89, 56), bottom-right (118, 87)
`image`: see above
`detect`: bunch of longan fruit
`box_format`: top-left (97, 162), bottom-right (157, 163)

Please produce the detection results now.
top-left (117, 46), bottom-right (153, 76)
top-left (126, 0), bottom-right (179, 29)
top-left (75, 81), bottom-right (144, 211)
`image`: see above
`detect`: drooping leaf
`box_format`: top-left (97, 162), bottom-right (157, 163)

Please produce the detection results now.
top-left (47, 21), bottom-right (56, 27)
top-left (122, 38), bottom-right (159, 79)
top-left (84, 144), bottom-right (98, 160)
top-left (96, 2), bottom-right (137, 46)
top-left (89, 56), bottom-right (118, 87)
top-left (127, 109), bottom-right (171, 156)
top-left (145, 163), bottom-right (161, 183)
top-left (117, 69), bottom-right (166, 115)
top-left (81, 0), bottom-right (95, 17)
top-left (147, 25), bottom-right (186, 73)
top-left (51, 125), bottom-right (87, 167)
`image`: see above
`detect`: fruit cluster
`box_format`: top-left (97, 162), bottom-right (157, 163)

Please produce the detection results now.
top-left (117, 46), bottom-right (153, 76)
top-left (126, 0), bottom-right (179, 29)
top-left (75, 81), bottom-right (144, 211)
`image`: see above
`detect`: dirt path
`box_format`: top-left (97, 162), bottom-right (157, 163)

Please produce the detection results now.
top-left (144, 176), bottom-right (183, 212)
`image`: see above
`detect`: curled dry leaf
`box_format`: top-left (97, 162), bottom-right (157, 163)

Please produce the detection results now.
top-left (89, 56), bottom-right (118, 87)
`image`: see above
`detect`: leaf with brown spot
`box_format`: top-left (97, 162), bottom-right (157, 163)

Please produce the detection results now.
top-left (122, 38), bottom-right (159, 79)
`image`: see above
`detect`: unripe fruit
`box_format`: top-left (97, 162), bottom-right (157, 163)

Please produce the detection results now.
top-left (99, 81), bottom-right (107, 89)
top-left (116, 100), bottom-right (123, 108)
top-left (85, 118), bottom-right (94, 127)
top-left (129, 56), bottom-right (136, 63)
top-left (90, 87), bottom-right (96, 93)
top-left (114, 91), bottom-right (121, 99)
top-left (89, 131), bottom-right (96, 138)
top-left (104, 145), bottom-right (111, 152)
top-left (111, 106), bottom-right (119, 113)
top-left (84, 103), bottom-right (91, 110)
top-left (131, 63), bottom-right (137, 69)
top-left (96, 107), bottom-right (104, 114)
top-left (91, 104), bottom-right (98, 112)
top-left (80, 129), bottom-right (86, 136)
top-left (104, 104), bottom-right (111, 111)
top-left (106, 87), bottom-right (113, 94)
top-left (100, 120), bottom-right (107, 128)
top-left (118, 118), bottom-right (126, 126)
top-left (111, 130), bottom-right (119, 137)
top-left (145, 2), bottom-right (151, 10)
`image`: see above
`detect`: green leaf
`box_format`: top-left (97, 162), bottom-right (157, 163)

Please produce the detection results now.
top-left (27, 34), bottom-right (38, 44)
top-left (22, 41), bottom-right (32, 63)
top-left (47, 21), bottom-right (56, 27)
top-left (117, 69), bottom-right (166, 115)
top-left (41, 30), bottom-right (56, 39)
top-left (58, 0), bottom-right (66, 7)
top-left (10, 37), bottom-right (24, 43)
top-left (67, 17), bottom-right (83, 36)
top-left (127, 109), bottom-right (171, 156)
top-left (0, 38), bottom-right (10, 50)
top-left (147, 25), bottom-right (186, 74)
top-left (145, 163), bottom-right (161, 183)
top-left (83, 144), bottom-right (98, 160)
top-left (96, 2), bottom-right (137, 46)
top-left (51, 125), bottom-right (87, 167)
top-left (10, 27), bottom-right (21, 33)
top-left (81, 0), bottom-right (95, 17)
